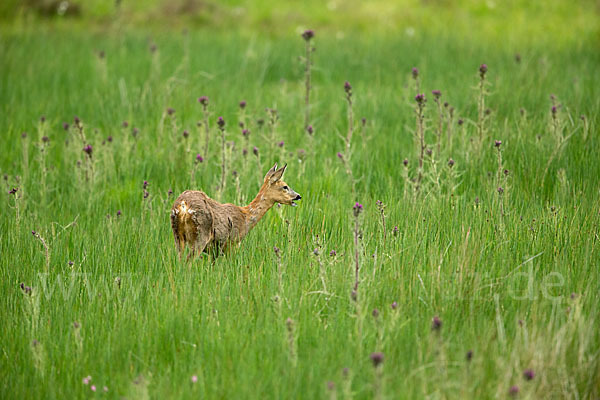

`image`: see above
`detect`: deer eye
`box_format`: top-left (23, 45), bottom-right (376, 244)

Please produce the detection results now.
top-left (282, 185), bottom-right (289, 190)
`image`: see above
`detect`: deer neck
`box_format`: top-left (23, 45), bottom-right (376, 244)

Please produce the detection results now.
top-left (242, 186), bottom-right (275, 232)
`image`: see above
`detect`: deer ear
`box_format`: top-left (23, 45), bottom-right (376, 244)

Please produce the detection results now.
top-left (269, 163), bottom-right (287, 183)
top-left (264, 163), bottom-right (278, 181)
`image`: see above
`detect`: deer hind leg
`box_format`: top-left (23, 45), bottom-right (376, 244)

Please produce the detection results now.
top-left (193, 230), bottom-right (213, 256)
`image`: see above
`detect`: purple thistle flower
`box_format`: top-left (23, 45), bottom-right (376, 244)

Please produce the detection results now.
top-left (68, 260), bottom-right (74, 266)
top-left (457, 118), bottom-right (464, 126)
top-left (132, 127), bottom-right (139, 138)
top-left (242, 148), bottom-right (248, 157)
top-left (551, 105), bottom-right (557, 115)
top-left (370, 352), bottom-right (384, 367)
top-left (73, 321), bottom-right (80, 329)
top-left (273, 246), bottom-right (280, 255)
top-left (143, 190), bottom-right (149, 199)
top-left (393, 226), bottom-right (399, 236)
top-left (523, 369), bottom-right (535, 381)
top-left (9, 188), bottom-right (18, 195)
top-left (116, 210), bottom-right (122, 217)
top-left (40, 115), bottom-right (46, 123)
top-left (278, 141), bottom-right (284, 147)
top-left (42, 136), bottom-right (50, 143)
top-left (509, 386), bottom-right (519, 396)
top-left (306, 125), bottom-right (314, 135)
top-left (191, 375), bottom-right (198, 383)
top-left (372, 308), bottom-right (380, 318)
top-left (403, 158), bottom-right (408, 167)
top-left (479, 63), bottom-right (488, 78)
top-left (329, 249), bottom-right (336, 257)
top-left (495, 140), bottom-right (502, 148)
top-left (344, 81), bottom-right (352, 94)
top-left (391, 301), bottom-right (398, 310)
top-left (31, 230), bottom-right (37, 236)
top-left (195, 154), bottom-right (204, 163)
top-left (182, 130), bottom-right (189, 138)
top-left (411, 67), bottom-right (419, 79)
top-left (167, 107), bottom-right (175, 116)
top-left (83, 144), bottom-right (93, 157)
top-left (353, 202), bottom-right (363, 217)
top-left (198, 96), bottom-right (209, 106)
top-left (313, 248), bottom-right (320, 256)
top-left (504, 169), bottom-right (509, 176)
top-left (498, 187), bottom-right (504, 195)
top-left (143, 180), bottom-right (149, 189)
top-left (415, 93), bottom-right (425, 104)
top-left (239, 100), bottom-right (247, 109)
top-left (448, 158), bottom-right (455, 168)
top-left (337, 152), bottom-right (343, 160)
top-left (432, 90), bottom-right (442, 98)
top-left (63, 122), bottom-right (69, 131)
top-left (217, 116), bottom-right (225, 129)
top-left (242, 129), bottom-right (250, 137)
top-left (21, 132), bottom-right (27, 138)
top-left (301, 29), bottom-right (314, 41)
top-left (122, 121), bottom-right (129, 128)
top-left (168, 189), bottom-right (173, 196)
top-left (74, 116), bottom-right (80, 125)
top-left (253, 146), bottom-right (259, 156)
top-left (431, 316), bottom-right (442, 331)
top-left (107, 136), bottom-right (113, 143)
top-left (361, 117), bottom-right (366, 126)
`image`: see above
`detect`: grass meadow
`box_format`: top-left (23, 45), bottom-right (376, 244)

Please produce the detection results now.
top-left (1, 5), bottom-right (600, 398)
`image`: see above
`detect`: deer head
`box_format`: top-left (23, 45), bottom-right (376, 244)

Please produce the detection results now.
top-left (262, 163), bottom-right (302, 207)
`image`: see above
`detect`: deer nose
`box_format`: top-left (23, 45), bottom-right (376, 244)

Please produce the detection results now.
top-left (294, 194), bottom-right (302, 200)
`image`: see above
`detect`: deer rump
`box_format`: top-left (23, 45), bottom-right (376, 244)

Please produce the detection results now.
top-left (171, 190), bottom-right (245, 254)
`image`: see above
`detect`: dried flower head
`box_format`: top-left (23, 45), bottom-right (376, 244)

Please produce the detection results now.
top-left (253, 146), bottom-right (259, 156)
top-left (497, 187), bottom-right (504, 195)
top-left (182, 130), bottom-right (189, 138)
top-left (448, 159), bottom-right (455, 168)
top-left (466, 350), bottom-right (473, 362)
top-left (431, 316), bottom-right (442, 331)
top-left (42, 136), bottom-right (50, 143)
top-left (302, 29), bottom-right (315, 41)
top-left (344, 81), bottom-right (352, 96)
top-left (370, 352), bottom-right (384, 367)
top-left (479, 63), bottom-right (488, 78)
top-left (166, 107), bottom-right (175, 116)
top-left (411, 67), bottom-right (419, 79)
top-left (372, 308), bottom-right (380, 318)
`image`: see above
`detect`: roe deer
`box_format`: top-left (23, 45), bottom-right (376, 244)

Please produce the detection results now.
top-left (171, 163), bottom-right (301, 256)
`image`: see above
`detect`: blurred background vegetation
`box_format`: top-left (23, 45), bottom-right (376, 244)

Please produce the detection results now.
top-left (2, 0), bottom-right (599, 46)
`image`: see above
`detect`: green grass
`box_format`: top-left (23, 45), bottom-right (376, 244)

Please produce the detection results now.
top-left (1, 26), bottom-right (599, 399)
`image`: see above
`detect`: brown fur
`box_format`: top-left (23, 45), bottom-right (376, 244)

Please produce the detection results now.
top-left (171, 164), bottom-right (300, 256)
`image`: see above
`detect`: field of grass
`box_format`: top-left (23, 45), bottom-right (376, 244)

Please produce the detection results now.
top-left (1, 8), bottom-right (600, 399)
